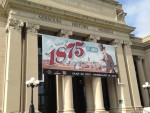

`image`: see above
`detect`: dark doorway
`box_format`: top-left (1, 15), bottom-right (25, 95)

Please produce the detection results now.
top-left (102, 78), bottom-right (110, 111)
top-left (43, 75), bottom-right (57, 113)
top-left (73, 76), bottom-right (86, 113)
top-left (133, 57), bottom-right (144, 106)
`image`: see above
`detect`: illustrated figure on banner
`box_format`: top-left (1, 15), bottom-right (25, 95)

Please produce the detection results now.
top-left (98, 44), bottom-right (116, 73)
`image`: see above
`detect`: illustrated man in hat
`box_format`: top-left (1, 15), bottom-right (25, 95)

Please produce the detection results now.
top-left (99, 43), bottom-right (115, 73)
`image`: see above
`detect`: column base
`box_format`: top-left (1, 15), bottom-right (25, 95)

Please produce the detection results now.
top-left (63, 109), bottom-right (75, 113)
top-left (109, 107), bottom-right (142, 113)
top-left (134, 106), bottom-right (143, 112)
top-left (0, 109), bottom-right (2, 113)
top-left (24, 110), bottom-right (40, 113)
top-left (57, 110), bottom-right (64, 113)
top-left (93, 109), bottom-right (108, 113)
top-left (86, 109), bottom-right (94, 113)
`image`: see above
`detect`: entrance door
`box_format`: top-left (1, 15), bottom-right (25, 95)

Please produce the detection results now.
top-left (102, 78), bottom-right (110, 111)
top-left (43, 75), bottom-right (57, 113)
top-left (73, 76), bottom-right (86, 113)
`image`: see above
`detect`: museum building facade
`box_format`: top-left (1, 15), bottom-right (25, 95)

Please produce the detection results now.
top-left (0, 0), bottom-right (150, 113)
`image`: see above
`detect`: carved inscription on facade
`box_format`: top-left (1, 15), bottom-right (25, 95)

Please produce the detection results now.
top-left (38, 15), bottom-right (61, 24)
top-left (98, 27), bottom-right (113, 34)
top-left (38, 15), bottom-right (113, 34)
top-left (72, 22), bottom-right (88, 29)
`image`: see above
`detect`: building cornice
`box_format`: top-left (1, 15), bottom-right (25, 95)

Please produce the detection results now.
top-left (1, 0), bottom-right (134, 34)
top-left (132, 36), bottom-right (150, 50)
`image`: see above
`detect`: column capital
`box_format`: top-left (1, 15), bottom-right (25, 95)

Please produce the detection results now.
top-left (111, 39), bottom-right (123, 47)
top-left (123, 41), bottom-right (132, 48)
top-left (26, 22), bottom-right (40, 33)
top-left (87, 35), bottom-right (100, 41)
top-left (135, 56), bottom-right (144, 61)
top-left (58, 29), bottom-right (73, 38)
top-left (6, 19), bottom-right (24, 31)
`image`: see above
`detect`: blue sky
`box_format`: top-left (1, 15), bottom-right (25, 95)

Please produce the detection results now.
top-left (118, 0), bottom-right (150, 38)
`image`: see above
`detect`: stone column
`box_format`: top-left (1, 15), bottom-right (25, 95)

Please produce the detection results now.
top-left (0, 17), bottom-right (6, 113)
top-left (88, 35), bottom-right (106, 113)
top-left (56, 74), bottom-right (63, 113)
top-left (123, 41), bottom-right (142, 111)
top-left (84, 35), bottom-right (100, 113)
top-left (56, 29), bottom-right (73, 113)
top-left (60, 30), bottom-right (75, 113)
top-left (107, 78), bottom-right (118, 111)
top-left (84, 76), bottom-right (94, 113)
top-left (135, 56), bottom-right (149, 107)
top-left (113, 40), bottom-right (133, 112)
top-left (3, 19), bottom-right (23, 113)
top-left (25, 22), bottom-right (40, 113)
top-left (107, 42), bottom-right (118, 112)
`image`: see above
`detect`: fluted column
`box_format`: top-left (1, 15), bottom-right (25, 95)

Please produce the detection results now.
top-left (84, 35), bottom-right (100, 113)
top-left (0, 19), bottom-right (6, 113)
top-left (60, 30), bottom-right (75, 113)
top-left (56, 29), bottom-right (73, 113)
top-left (107, 42), bottom-right (118, 112)
top-left (25, 22), bottom-right (40, 113)
top-left (135, 56), bottom-right (149, 107)
top-left (88, 35), bottom-right (106, 113)
top-left (84, 76), bottom-right (94, 113)
top-left (123, 41), bottom-right (142, 110)
top-left (56, 75), bottom-right (63, 113)
top-left (113, 40), bottom-right (133, 112)
top-left (3, 19), bottom-right (23, 113)
top-left (107, 77), bottom-right (118, 111)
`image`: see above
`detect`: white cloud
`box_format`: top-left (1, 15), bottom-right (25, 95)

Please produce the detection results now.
top-left (119, 0), bottom-right (150, 38)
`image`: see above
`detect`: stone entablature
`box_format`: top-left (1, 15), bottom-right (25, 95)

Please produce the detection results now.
top-left (132, 36), bottom-right (150, 49)
top-left (0, 0), bottom-right (134, 41)
top-left (6, 8), bottom-right (132, 42)
top-left (1, 0), bottom-right (133, 32)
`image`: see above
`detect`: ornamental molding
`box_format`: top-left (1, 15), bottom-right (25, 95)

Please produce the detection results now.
top-left (0, 6), bottom-right (7, 27)
top-left (110, 39), bottom-right (125, 47)
top-left (112, 39), bottom-right (123, 45)
top-left (123, 41), bottom-right (132, 48)
top-left (6, 19), bottom-right (24, 30)
top-left (26, 22), bottom-right (40, 33)
top-left (58, 29), bottom-right (73, 38)
top-left (116, 9), bottom-right (126, 23)
top-left (134, 56), bottom-right (144, 61)
top-left (88, 35), bottom-right (100, 41)
top-left (8, 9), bottom-right (129, 41)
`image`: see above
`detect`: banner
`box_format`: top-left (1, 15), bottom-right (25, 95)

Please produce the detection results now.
top-left (42, 34), bottom-right (118, 77)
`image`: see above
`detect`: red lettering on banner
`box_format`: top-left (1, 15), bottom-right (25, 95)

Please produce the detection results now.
top-left (67, 43), bottom-right (75, 59)
top-left (75, 42), bottom-right (84, 57)
top-left (56, 47), bottom-right (66, 63)
top-left (47, 42), bottom-right (85, 65)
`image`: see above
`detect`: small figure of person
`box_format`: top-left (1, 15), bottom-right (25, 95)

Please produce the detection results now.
top-left (98, 44), bottom-right (115, 73)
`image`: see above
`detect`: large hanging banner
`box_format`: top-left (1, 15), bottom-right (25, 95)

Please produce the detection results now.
top-left (42, 34), bottom-right (118, 77)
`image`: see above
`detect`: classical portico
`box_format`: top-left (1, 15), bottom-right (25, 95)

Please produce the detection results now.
top-left (0, 0), bottom-right (148, 113)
